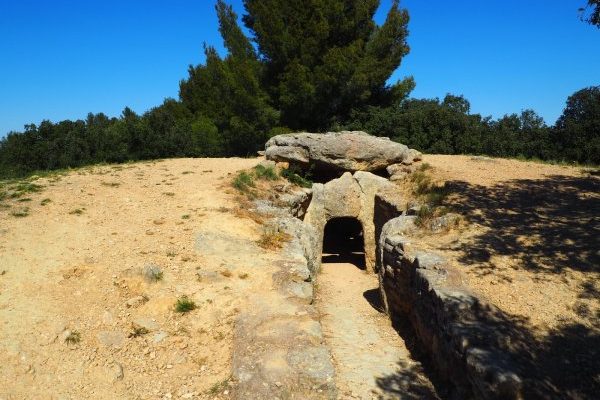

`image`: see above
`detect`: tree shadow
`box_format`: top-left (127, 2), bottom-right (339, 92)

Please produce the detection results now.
top-left (375, 359), bottom-right (441, 400)
top-left (447, 175), bottom-right (600, 275)
top-left (377, 299), bottom-right (600, 399)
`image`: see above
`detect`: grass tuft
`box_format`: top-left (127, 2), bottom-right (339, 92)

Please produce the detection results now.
top-left (232, 171), bottom-right (255, 193)
top-left (280, 166), bottom-right (312, 188)
top-left (257, 227), bottom-right (292, 250)
top-left (10, 207), bottom-right (30, 218)
top-left (175, 295), bottom-right (197, 313)
top-left (254, 164), bottom-right (278, 181)
top-left (64, 330), bottom-right (81, 344)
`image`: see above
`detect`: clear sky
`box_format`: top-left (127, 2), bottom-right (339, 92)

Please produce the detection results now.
top-left (0, 0), bottom-right (598, 137)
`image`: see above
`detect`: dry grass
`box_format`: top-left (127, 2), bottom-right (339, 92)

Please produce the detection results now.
top-left (256, 227), bottom-right (292, 250)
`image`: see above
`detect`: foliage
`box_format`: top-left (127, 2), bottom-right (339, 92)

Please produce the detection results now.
top-left (253, 164), bottom-right (278, 180)
top-left (242, 0), bottom-right (413, 130)
top-left (232, 171), bottom-right (255, 192)
top-left (555, 86), bottom-right (600, 164)
top-left (0, 2), bottom-right (598, 179)
top-left (174, 296), bottom-right (197, 313)
top-left (580, 1), bottom-right (600, 27)
top-left (280, 166), bottom-right (313, 188)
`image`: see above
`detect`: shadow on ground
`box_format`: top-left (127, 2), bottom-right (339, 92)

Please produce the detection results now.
top-left (449, 175), bottom-right (599, 275)
top-left (376, 174), bottom-right (600, 399)
top-left (376, 299), bottom-right (600, 399)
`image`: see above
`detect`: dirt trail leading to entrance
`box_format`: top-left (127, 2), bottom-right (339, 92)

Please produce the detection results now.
top-left (316, 259), bottom-right (439, 400)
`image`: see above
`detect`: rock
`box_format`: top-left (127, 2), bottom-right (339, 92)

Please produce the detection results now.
top-left (323, 172), bottom-right (361, 219)
top-left (108, 362), bottom-right (124, 382)
top-left (153, 331), bottom-right (169, 343)
top-left (142, 264), bottom-right (163, 282)
top-left (304, 171), bottom-right (398, 271)
top-left (428, 213), bottom-right (461, 233)
top-left (133, 317), bottom-right (159, 332)
top-left (125, 295), bottom-right (147, 308)
top-left (96, 331), bottom-right (127, 348)
top-left (266, 131), bottom-right (416, 174)
top-left (258, 159), bottom-right (276, 169)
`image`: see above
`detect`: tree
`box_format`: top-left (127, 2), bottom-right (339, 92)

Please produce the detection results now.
top-left (555, 86), bottom-right (600, 164)
top-left (580, 1), bottom-right (600, 27)
top-left (180, 0), bottom-right (279, 156)
top-left (242, 0), bottom-right (413, 130)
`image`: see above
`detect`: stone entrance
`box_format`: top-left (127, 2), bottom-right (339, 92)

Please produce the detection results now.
top-left (322, 217), bottom-right (366, 270)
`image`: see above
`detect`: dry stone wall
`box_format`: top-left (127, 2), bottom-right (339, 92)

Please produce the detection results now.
top-left (377, 216), bottom-right (523, 400)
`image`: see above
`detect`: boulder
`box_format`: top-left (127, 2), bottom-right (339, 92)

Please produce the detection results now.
top-left (265, 131), bottom-right (416, 174)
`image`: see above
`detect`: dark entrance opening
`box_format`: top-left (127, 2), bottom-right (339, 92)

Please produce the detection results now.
top-left (322, 217), bottom-right (366, 270)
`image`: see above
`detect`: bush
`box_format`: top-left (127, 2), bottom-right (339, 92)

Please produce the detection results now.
top-left (232, 171), bottom-right (255, 192)
top-left (280, 166), bottom-right (312, 188)
top-left (175, 295), bottom-right (197, 313)
top-left (253, 164), bottom-right (278, 180)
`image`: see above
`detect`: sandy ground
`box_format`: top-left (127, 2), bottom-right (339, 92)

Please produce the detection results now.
top-left (317, 258), bottom-right (438, 400)
top-left (0, 158), bottom-right (276, 400)
top-left (421, 155), bottom-right (599, 334)
top-left (419, 155), bottom-right (600, 397)
top-left (1, 154), bottom-right (598, 399)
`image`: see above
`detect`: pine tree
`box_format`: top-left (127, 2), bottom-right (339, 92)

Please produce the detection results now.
top-left (180, 0), bottom-right (278, 156)
top-left (242, 0), bottom-right (413, 130)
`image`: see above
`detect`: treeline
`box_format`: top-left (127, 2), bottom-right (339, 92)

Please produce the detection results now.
top-left (1, 0), bottom-right (598, 178)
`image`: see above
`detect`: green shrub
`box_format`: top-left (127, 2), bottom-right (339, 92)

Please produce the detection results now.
top-left (175, 295), bottom-right (197, 313)
top-left (253, 164), bottom-right (278, 181)
top-left (280, 166), bottom-right (312, 188)
top-left (232, 171), bottom-right (255, 192)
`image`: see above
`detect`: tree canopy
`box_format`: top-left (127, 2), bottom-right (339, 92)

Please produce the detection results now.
top-left (581, 1), bottom-right (600, 27)
top-left (0, 1), bottom-right (598, 179)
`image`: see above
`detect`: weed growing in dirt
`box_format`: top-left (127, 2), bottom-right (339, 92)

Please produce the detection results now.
top-left (10, 207), bottom-right (30, 217)
top-left (101, 181), bottom-right (121, 187)
top-left (409, 165), bottom-right (453, 228)
top-left (181, 214), bottom-right (190, 220)
top-left (238, 272), bottom-right (249, 279)
top-left (163, 192), bottom-right (175, 197)
top-left (40, 198), bottom-right (52, 206)
top-left (220, 270), bottom-right (233, 278)
top-left (181, 171), bottom-right (194, 175)
top-left (175, 296), bottom-right (197, 313)
top-left (208, 377), bottom-right (230, 395)
top-left (254, 164), bottom-right (278, 181)
top-left (69, 208), bottom-right (84, 215)
top-left (17, 198), bottom-right (32, 202)
top-left (166, 250), bottom-right (177, 258)
top-left (143, 264), bottom-right (163, 282)
top-left (257, 227), bottom-right (292, 250)
top-left (232, 171), bottom-right (255, 193)
top-left (129, 325), bottom-right (149, 338)
top-left (64, 331), bottom-right (81, 344)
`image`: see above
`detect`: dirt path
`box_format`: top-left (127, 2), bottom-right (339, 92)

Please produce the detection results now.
top-left (317, 259), bottom-right (439, 400)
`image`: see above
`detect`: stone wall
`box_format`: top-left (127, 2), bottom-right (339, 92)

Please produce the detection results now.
top-left (304, 171), bottom-right (396, 271)
top-left (231, 195), bottom-right (336, 399)
top-left (377, 216), bottom-right (523, 400)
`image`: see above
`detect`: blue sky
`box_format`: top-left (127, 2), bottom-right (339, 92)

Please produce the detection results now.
top-left (0, 0), bottom-right (598, 137)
